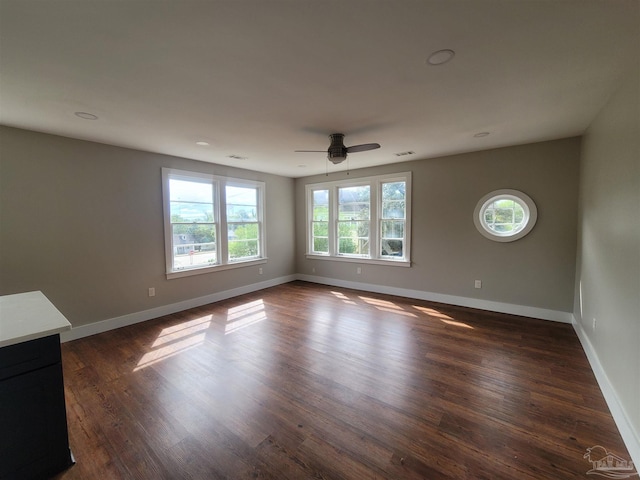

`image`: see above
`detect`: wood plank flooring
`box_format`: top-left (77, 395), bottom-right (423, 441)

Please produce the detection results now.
top-left (53, 281), bottom-right (633, 479)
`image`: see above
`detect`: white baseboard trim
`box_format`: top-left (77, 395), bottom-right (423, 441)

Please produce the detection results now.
top-left (572, 316), bottom-right (640, 468)
top-left (61, 273), bottom-right (572, 343)
top-left (298, 274), bottom-right (639, 464)
top-left (60, 275), bottom-right (297, 343)
top-left (59, 273), bottom-right (638, 468)
top-left (295, 274), bottom-right (574, 323)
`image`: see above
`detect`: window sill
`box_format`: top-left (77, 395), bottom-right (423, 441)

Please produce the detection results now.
top-left (305, 254), bottom-right (410, 267)
top-left (166, 258), bottom-right (268, 280)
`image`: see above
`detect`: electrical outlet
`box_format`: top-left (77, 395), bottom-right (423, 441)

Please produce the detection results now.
top-left (312, 267), bottom-right (316, 273)
top-left (357, 267), bottom-right (362, 274)
top-left (258, 267), bottom-right (263, 275)
top-left (148, 287), bottom-right (155, 297)
top-left (593, 318), bottom-right (596, 330)
top-left (474, 280), bottom-right (482, 289)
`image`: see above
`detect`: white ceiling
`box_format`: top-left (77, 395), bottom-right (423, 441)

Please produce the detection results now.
top-left (1, 1), bottom-right (638, 178)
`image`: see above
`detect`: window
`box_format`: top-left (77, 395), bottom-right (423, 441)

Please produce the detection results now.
top-left (306, 172), bottom-right (411, 266)
top-left (226, 184), bottom-right (260, 261)
top-left (338, 185), bottom-right (370, 256)
top-left (473, 189), bottom-right (537, 242)
top-left (162, 168), bottom-right (265, 278)
top-left (167, 176), bottom-right (217, 270)
top-left (311, 189), bottom-right (329, 254)
top-left (380, 181), bottom-right (407, 257)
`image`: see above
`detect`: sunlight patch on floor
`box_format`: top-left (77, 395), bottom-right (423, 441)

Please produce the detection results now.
top-left (440, 318), bottom-right (474, 329)
top-left (330, 291), bottom-right (357, 305)
top-left (152, 315), bottom-right (212, 347)
top-left (413, 305), bottom-right (453, 319)
top-left (225, 299), bottom-right (267, 334)
top-left (412, 305), bottom-right (474, 328)
top-left (360, 296), bottom-right (417, 317)
top-left (135, 315), bottom-right (212, 371)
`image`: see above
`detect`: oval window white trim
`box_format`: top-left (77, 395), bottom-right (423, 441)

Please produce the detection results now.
top-left (473, 189), bottom-right (537, 242)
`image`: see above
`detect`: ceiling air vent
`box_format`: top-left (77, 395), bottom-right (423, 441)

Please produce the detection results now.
top-left (394, 151), bottom-right (415, 157)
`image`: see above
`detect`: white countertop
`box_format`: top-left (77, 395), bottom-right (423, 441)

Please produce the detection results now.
top-left (0, 291), bottom-right (72, 348)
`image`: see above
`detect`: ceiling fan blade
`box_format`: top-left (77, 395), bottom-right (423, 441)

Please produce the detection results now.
top-left (295, 150), bottom-right (327, 153)
top-left (346, 143), bottom-right (380, 153)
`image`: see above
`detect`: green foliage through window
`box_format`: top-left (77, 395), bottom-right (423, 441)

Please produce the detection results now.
top-left (484, 199), bottom-right (525, 233)
top-left (228, 223), bottom-right (259, 260)
top-left (164, 168), bottom-right (265, 275)
top-left (306, 173), bottom-right (410, 262)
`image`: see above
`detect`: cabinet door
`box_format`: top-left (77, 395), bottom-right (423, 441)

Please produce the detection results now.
top-left (0, 335), bottom-right (60, 381)
top-left (0, 362), bottom-right (73, 480)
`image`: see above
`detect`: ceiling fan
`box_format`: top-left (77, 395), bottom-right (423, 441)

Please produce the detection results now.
top-left (296, 133), bottom-right (380, 164)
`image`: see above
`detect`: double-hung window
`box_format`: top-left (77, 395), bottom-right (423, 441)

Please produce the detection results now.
top-left (226, 184), bottom-right (261, 261)
top-left (338, 185), bottom-right (370, 256)
top-left (167, 173), bottom-right (218, 271)
top-left (306, 172), bottom-right (411, 266)
top-left (380, 180), bottom-right (407, 258)
top-left (311, 189), bottom-right (330, 254)
top-left (162, 168), bottom-right (265, 278)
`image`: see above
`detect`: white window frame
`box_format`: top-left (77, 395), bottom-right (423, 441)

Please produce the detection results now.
top-left (305, 172), bottom-right (411, 267)
top-left (336, 181), bottom-right (371, 257)
top-left (162, 168), bottom-right (266, 279)
top-left (224, 180), bottom-right (264, 263)
top-left (473, 189), bottom-right (537, 242)
top-left (309, 188), bottom-right (330, 255)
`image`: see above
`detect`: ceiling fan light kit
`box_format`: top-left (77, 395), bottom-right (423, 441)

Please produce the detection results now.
top-left (296, 133), bottom-right (381, 165)
top-left (328, 133), bottom-right (348, 164)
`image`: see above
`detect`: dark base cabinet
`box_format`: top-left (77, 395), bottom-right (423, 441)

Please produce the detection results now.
top-left (0, 335), bottom-right (74, 480)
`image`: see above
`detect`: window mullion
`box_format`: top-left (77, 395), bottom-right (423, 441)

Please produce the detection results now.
top-left (329, 186), bottom-right (337, 256)
top-left (218, 180), bottom-right (228, 264)
top-left (370, 180), bottom-right (378, 260)
top-left (212, 180), bottom-right (220, 266)
top-left (258, 184), bottom-right (265, 258)
top-left (308, 188), bottom-right (315, 254)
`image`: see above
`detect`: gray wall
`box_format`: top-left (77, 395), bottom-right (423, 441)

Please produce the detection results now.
top-left (575, 64), bottom-right (640, 445)
top-left (0, 127), bottom-right (581, 325)
top-left (0, 126), bottom-right (296, 327)
top-left (295, 138), bottom-right (581, 313)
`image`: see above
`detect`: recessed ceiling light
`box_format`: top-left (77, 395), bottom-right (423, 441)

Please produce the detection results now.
top-left (196, 141), bottom-right (209, 146)
top-left (74, 111), bottom-right (98, 120)
top-left (474, 132), bottom-right (490, 137)
top-left (427, 49), bottom-right (455, 66)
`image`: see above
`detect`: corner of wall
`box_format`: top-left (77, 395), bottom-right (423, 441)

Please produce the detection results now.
top-left (572, 316), bottom-right (640, 467)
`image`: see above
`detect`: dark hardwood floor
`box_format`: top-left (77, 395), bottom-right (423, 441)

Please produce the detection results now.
top-left (53, 281), bottom-right (632, 479)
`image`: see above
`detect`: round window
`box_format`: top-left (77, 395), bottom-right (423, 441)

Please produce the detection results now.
top-left (473, 189), bottom-right (537, 242)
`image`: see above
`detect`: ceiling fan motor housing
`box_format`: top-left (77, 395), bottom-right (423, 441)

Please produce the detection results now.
top-left (328, 133), bottom-right (347, 163)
